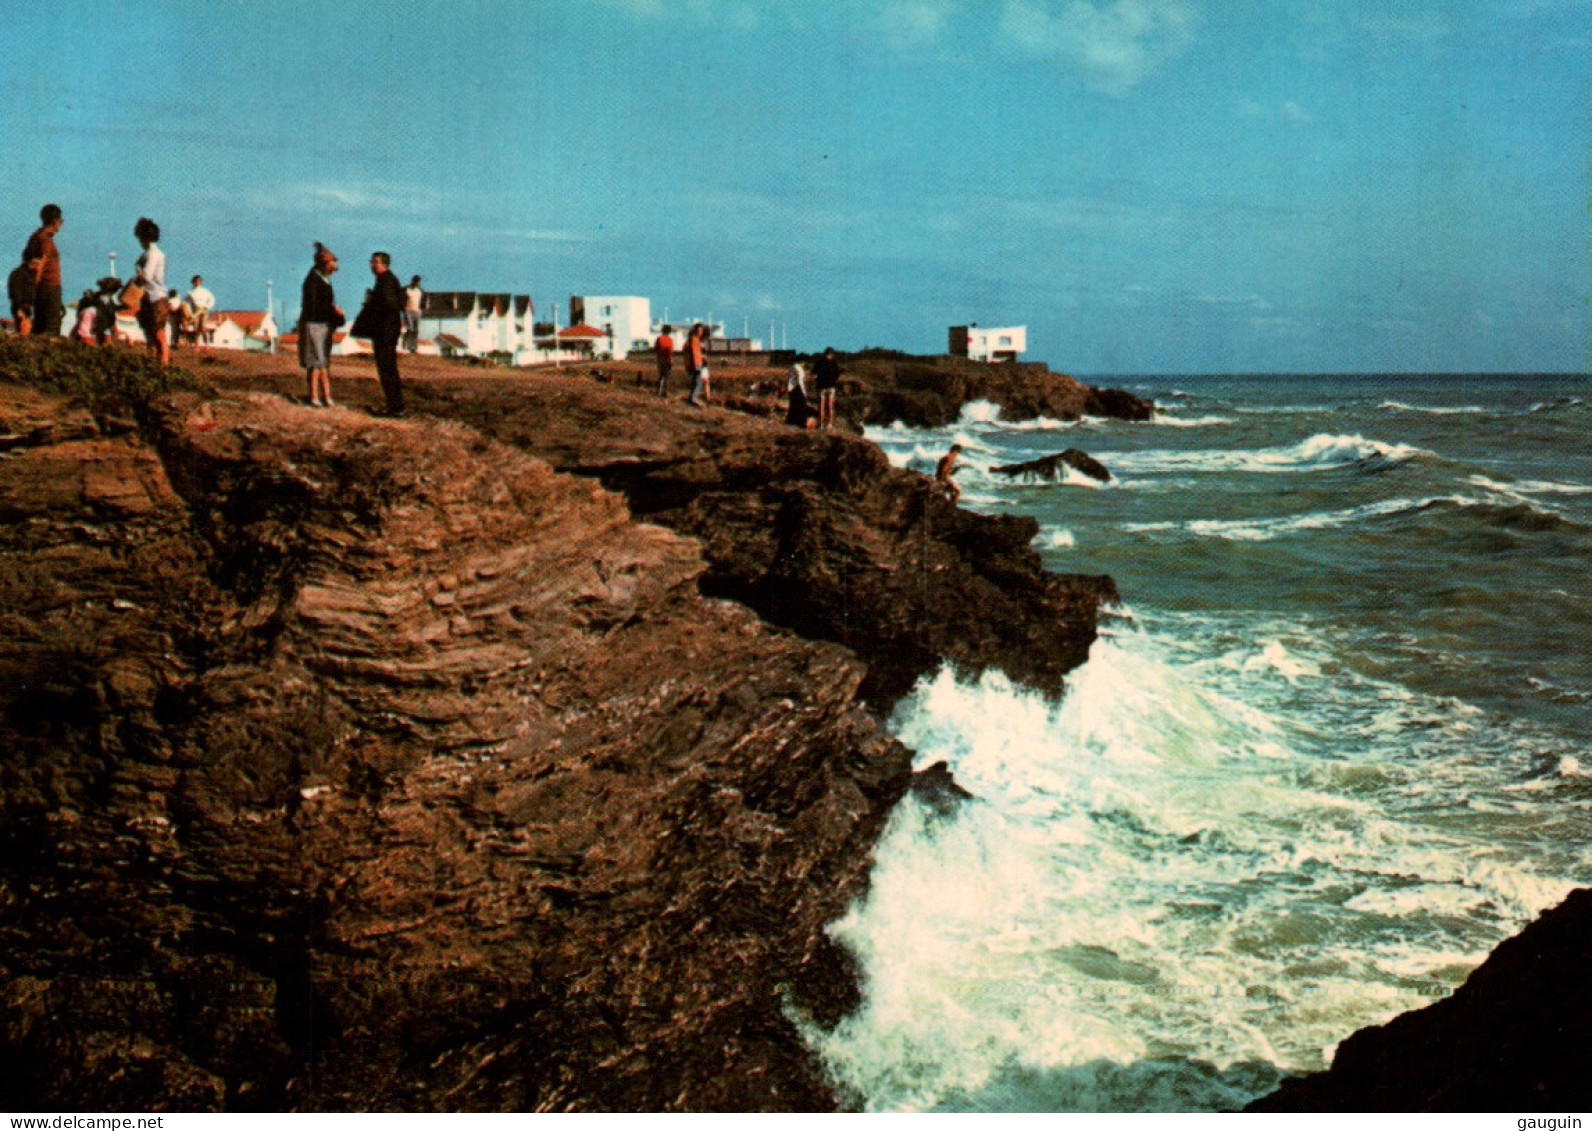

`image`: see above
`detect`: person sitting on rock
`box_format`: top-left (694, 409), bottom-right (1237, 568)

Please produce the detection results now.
top-left (936, 443), bottom-right (963, 503)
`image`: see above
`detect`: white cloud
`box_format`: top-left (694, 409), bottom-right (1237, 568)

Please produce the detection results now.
top-left (1198, 292), bottom-right (1271, 310)
top-left (998, 0), bottom-right (1197, 96)
top-left (876, 0), bottom-right (958, 51)
top-left (1237, 99), bottom-right (1313, 127)
top-left (1280, 100), bottom-right (1312, 125)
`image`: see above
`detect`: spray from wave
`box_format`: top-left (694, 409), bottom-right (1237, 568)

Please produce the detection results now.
top-left (808, 626), bottom-right (1575, 1111)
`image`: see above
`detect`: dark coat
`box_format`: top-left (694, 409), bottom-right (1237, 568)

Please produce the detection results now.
top-left (300, 269), bottom-right (338, 325)
top-left (361, 270), bottom-right (405, 343)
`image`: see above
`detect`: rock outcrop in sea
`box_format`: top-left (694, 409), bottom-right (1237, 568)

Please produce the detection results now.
top-left (0, 341), bottom-right (1123, 1111)
top-left (991, 450), bottom-right (1114, 484)
top-left (1250, 886), bottom-right (1592, 1112)
top-left (835, 356), bottom-right (1154, 428)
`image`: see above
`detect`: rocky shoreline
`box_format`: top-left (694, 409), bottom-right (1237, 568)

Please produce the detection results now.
top-left (0, 342), bottom-right (1137, 1110)
top-left (6, 340), bottom-right (1582, 1113)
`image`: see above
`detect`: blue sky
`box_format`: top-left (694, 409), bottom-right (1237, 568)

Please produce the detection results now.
top-left (4, 0), bottom-right (1587, 372)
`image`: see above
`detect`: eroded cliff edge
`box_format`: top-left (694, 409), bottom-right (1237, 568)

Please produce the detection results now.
top-left (0, 343), bottom-right (1120, 1110)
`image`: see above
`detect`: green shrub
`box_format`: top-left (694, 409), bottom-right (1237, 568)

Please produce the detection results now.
top-left (0, 336), bottom-right (209, 414)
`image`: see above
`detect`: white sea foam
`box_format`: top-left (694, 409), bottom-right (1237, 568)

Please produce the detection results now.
top-left (810, 628), bottom-right (1576, 1111)
top-left (1121, 496), bottom-right (1463, 542)
top-left (1149, 413), bottom-right (1234, 428)
top-left (1380, 401), bottom-right (1485, 415)
top-left (960, 399), bottom-right (1003, 425)
top-left (1111, 433), bottom-right (1428, 477)
top-left (1470, 474), bottom-right (1592, 498)
top-left (1037, 528), bottom-right (1077, 550)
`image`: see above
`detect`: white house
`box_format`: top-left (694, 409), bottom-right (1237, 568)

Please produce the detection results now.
top-left (570, 296), bottom-right (651, 358)
top-left (207, 310), bottom-right (279, 351)
top-left (950, 324), bottom-right (1027, 363)
top-left (418, 292), bottom-right (536, 360)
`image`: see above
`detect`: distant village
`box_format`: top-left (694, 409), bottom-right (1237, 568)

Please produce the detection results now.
top-left (14, 277), bottom-right (1029, 368)
top-left (170, 290), bottom-right (1029, 368)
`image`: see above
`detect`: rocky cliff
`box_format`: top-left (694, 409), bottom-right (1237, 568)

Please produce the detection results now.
top-left (0, 341), bottom-right (1118, 1111)
top-left (836, 356), bottom-right (1155, 428)
top-left (1250, 887), bottom-right (1592, 1112)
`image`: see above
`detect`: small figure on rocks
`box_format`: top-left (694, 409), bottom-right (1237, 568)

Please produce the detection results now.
top-left (813, 346), bottom-right (841, 428)
top-left (654, 323), bottom-right (674, 396)
top-left (936, 443), bottom-right (963, 503)
top-left (786, 358), bottom-right (816, 428)
top-left (92, 277), bottom-right (121, 344)
top-left (299, 242), bottom-right (343, 408)
top-left (70, 289), bottom-right (100, 344)
top-left (356, 251), bottom-right (407, 417)
top-left (23, 204), bottom-right (64, 338)
top-left (8, 255), bottom-right (40, 338)
top-left (186, 275), bottom-right (215, 345)
top-left (686, 322), bottom-right (710, 407)
top-left (403, 274), bottom-right (423, 353)
top-left (132, 217), bottom-right (171, 365)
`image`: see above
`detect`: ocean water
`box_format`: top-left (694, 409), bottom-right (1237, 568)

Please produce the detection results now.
top-left (807, 374), bottom-right (1592, 1112)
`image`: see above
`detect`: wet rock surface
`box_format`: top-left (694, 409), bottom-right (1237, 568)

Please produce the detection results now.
top-left (1250, 887), bottom-right (1592, 1112)
top-left (991, 449), bottom-right (1114, 484)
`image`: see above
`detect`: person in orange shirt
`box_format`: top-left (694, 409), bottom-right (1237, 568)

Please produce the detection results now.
top-left (654, 323), bottom-right (675, 397)
top-left (685, 322), bottom-right (710, 407)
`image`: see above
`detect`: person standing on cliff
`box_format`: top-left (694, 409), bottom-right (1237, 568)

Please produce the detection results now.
top-left (186, 275), bottom-right (215, 345)
top-left (356, 251), bottom-right (407, 417)
top-left (299, 243), bottom-right (343, 408)
top-left (654, 323), bottom-right (675, 397)
top-left (813, 346), bottom-right (841, 429)
top-left (8, 256), bottom-right (40, 337)
top-left (23, 204), bottom-right (64, 338)
top-left (936, 443), bottom-right (963, 503)
top-left (685, 322), bottom-right (710, 407)
top-left (132, 217), bottom-right (171, 365)
top-left (403, 275), bottom-right (423, 353)
top-left (786, 358), bottom-right (815, 428)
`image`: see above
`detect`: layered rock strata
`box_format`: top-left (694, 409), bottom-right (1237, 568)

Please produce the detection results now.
top-left (400, 374), bottom-right (1115, 704)
top-left (0, 375), bottom-right (912, 1110)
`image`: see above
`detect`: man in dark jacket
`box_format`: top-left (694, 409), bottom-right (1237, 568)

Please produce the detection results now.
top-left (364, 252), bottom-right (406, 416)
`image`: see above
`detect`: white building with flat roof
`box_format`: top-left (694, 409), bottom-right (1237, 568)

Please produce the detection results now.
top-left (571, 296), bottom-right (651, 357)
top-left (950, 323), bottom-right (1027, 363)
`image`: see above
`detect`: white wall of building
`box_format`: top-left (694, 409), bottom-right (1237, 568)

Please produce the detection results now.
top-left (954, 324), bottom-right (1027, 362)
top-left (574, 296), bottom-right (651, 356)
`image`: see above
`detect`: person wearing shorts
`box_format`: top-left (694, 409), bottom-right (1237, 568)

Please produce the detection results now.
top-left (813, 346), bottom-right (841, 428)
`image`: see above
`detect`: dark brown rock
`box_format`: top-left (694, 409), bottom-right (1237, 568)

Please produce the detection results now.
top-left (0, 373), bottom-right (913, 1111)
top-left (991, 449), bottom-right (1113, 484)
top-left (836, 356), bottom-right (1154, 427)
top-left (1250, 887), bottom-right (1592, 1112)
top-left (397, 374), bottom-right (1115, 704)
